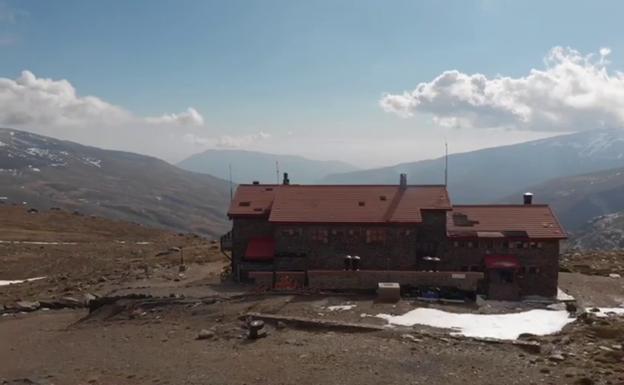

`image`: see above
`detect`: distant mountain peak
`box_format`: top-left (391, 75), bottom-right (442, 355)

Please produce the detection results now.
top-left (177, 148), bottom-right (359, 184)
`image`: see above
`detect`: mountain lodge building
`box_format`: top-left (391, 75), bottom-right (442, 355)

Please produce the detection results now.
top-left (221, 174), bottom-right (566, 300)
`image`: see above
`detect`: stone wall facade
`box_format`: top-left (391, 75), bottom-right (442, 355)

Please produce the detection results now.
top-left (229, 211), bottom-right (560, 298)
top-left (444, 239), bottom-right (560, 297)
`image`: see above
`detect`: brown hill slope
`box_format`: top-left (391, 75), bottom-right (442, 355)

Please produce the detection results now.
top-left (502, 166), bottom-right (624, 249)
top-left (0, 128), bottom-right (231, 237)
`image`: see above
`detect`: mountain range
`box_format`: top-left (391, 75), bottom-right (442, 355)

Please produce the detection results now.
top-left (505, 166), bottom-right (624, 249)
top-left (321, 129), bottom-right (624, 204)
top-left (4, 126), bottom-right (624, 249)
top-left (0, 128), bottom-right (231, 237)
top-left (177, 149), bottom-right (359, 184)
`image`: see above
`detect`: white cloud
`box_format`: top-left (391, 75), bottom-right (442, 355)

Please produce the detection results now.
top-left (0, 70), bottom-right (204, 129)
top-left (146, 107), bottom-right (204, 126)
top-left (380, 46), bottom-right (624, 132)
top-left (0, 70), bottom-right (233, 161)
top-left (182, 131), bottom-right (271, 148)
top-left (216, 131), bottom-right (271, 148)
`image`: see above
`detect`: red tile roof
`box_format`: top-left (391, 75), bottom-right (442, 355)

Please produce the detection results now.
top-left (447, 205), bottom-right (567, 239)
top-left (228, 184), bottom-right (451, 223)
top-left (227, 184), bottom-right (277, 217)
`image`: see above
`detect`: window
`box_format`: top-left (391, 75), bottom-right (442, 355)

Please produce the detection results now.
top-left (467, 241), bottom-right (478, 248)
top-left (366, 229), bottom-right (386, 243)
top-left (282, 228), bottom-right (302, 236)
top-left (528, 266), bottom-right (540, 274)
top-left (537, 242), bottom-right (543, 249)
top-left (311, 229), bottom-right (328, 243)
top-left (530, 242), bottom-right (537, 249)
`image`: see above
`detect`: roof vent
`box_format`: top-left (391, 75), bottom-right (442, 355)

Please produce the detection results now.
top-left (252, 181), bottom-right (260, 185)
top-left (523, 192), bottom-right (533, 205)
top-left (239, 201), bottom-right (251, 207)
top-left (358, 201), bottom-right (365, 207)
top-left (379, 195), bottom-right (387, 201)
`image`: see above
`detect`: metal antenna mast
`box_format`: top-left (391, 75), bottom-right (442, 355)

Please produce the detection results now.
top-left (444, 139), bottom-right (449, 187)
top-left (228, 163), bottom-right (233, 202)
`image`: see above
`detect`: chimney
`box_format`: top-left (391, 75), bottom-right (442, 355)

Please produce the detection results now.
top-left (282, 172), bottom-right (290, 185)
top-left (523, 192), bottom-right (533, 205)
top-left (399, 173), bottom-right (407, 190)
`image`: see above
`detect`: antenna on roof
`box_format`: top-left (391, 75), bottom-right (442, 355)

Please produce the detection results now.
top-left (444, 139), bottom-right (449, 187)
top-left (275, 160), bottom-right (280, 184)
top-left (228, 163), bottom-right (233, 202)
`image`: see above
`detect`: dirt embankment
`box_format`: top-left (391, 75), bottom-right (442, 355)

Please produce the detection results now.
top-left (0, 206), bottom-right (226, 306)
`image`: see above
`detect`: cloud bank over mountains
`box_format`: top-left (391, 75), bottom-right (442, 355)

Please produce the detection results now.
top-left (0, 70), bottom-right (266, 161)
top-left (381, 47), bottom-right (624, 132)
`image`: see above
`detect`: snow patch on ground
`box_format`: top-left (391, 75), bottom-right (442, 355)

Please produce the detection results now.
top-left (0, 276), bottom-right (46, 286)
top-left (83, 157), bottom-right (102, 168)
top-left (326, 304), bottom-right (356, 311)
top-left (590, 307), bottom-right (624, 318)
top-left (376, 308), bottom-right (575, 340)
top-left (0, 241), bottom-right (77, 245)
top-left (557, 288), bottom-right (575, 301)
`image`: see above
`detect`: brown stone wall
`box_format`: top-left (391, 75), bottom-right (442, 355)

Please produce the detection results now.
top-left (307, 270), bottom-right (483, 291)
top-left (230, 211), bottom-right (448, 275)
top-left (230, 217), bottom-right (274, 276)
top-left (444, 239), bottom-right (560, 297)
top-left (273, 212), bottom-right (448, 272)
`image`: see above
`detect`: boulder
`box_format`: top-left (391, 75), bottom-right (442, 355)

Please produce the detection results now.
top-left (82, 293), bottom-right (97, 305)
top-left (58, 297), bottom-right (83, 308)
top-left (197, 329), bottom-right (215, 340)
top-left (15, 301), bottom-right (40, 312)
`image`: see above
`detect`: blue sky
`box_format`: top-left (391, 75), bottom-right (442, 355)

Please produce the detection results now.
top-left (1, 1), bottom-right (624, 166)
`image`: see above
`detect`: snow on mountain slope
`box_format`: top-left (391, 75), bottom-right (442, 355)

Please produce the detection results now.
top-left (0, 128), bottom-right (231, 237)
top-left (322, 129), bottom-right (624, 204)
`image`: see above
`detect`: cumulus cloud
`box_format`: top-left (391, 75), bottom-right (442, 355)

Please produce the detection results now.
top-left (146, 107), bottom-right (204, 126)
top-left (0, 70), bottom-right (254, 161)
top-left (380, 46), bottom-right (624, 132)
top-left (0, 70), bottom-right (203, 129)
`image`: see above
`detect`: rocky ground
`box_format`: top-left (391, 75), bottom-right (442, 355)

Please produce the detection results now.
top-left (561, 249), bottom-right (624, 277)
top-left (1, 206), bottom-right (624, 385)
